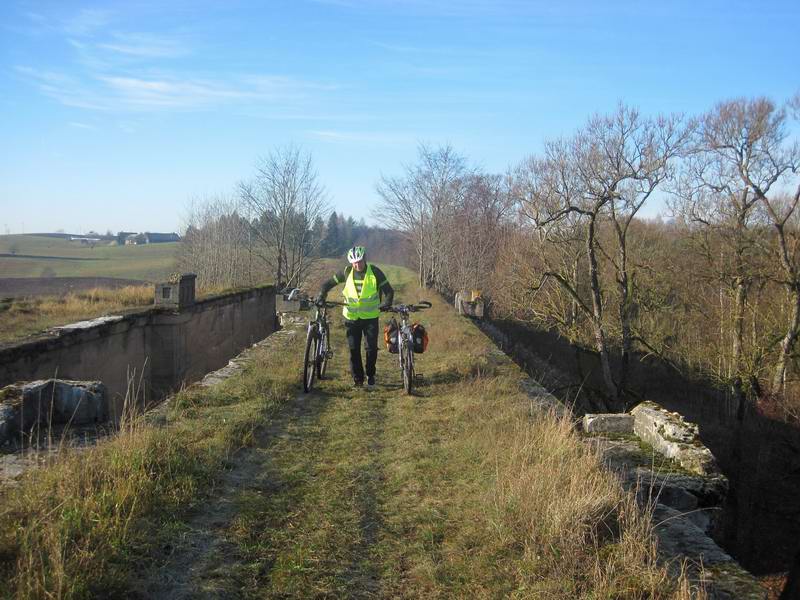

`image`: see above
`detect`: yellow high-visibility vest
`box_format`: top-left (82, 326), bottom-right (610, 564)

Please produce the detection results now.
top-left (342, 264), bottom-right (380, 320)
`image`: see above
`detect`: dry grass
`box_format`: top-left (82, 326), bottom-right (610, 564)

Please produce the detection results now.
top-left (394, 289), bottom-right (703, 598)
top-left (0, 267), bottom-right (705, 598)
top-left (0, 286), bottom-right (153, 344)
top-left (219, 274), bottom-right (704, 599)
top-left (0, 332), bottom-right (298, 599)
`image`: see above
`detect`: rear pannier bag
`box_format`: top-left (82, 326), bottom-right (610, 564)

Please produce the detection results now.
top-left (384, 318), bottom-right (399, 353)
top-left (411, 322), bottom-right (429, 353)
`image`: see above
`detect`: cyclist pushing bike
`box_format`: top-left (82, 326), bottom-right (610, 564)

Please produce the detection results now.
top-left (317, 245), bottom-right (394, 388)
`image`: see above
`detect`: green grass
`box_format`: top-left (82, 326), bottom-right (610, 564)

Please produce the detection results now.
top-left (0, 266), bottom-right (701, 599)
top-left (0, 234), bottom-right (178, 280)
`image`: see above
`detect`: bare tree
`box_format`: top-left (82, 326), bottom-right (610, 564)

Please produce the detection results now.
top-left (514, 150), bottom-right (588, 338)
top-left (376, 173), bottom-right (427, 285)
top-left (180, 195), bottom-right (254, 289)
top-left (516, 136), bottom-right (622, 406)
top-left (693, 97), bottom-right (800, 393)
top-left (239, 146), bottom-right (328, 288)
top-left (670, 108), bottom-right (774, 389)
top-left (589, 107), bottom-right (689, 396)
top-left (376, 144), bottom-right (468, 288)
top-left (517, 105), bottom-right (688, 408)
top-left (441, 172), bottom-right (514, 295)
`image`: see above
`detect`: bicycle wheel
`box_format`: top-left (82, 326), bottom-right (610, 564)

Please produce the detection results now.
top-left (303, 326), bottom-right (318, 393)
top-left (402, 340), bottom-right (414, 394)
top-left (317, 326), bottom-right (330, 379)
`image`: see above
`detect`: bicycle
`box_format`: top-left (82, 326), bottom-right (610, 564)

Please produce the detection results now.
top-left (303, 297), bottom-right (346, 393)
top-left (381, 301), bottom-right (432, 394)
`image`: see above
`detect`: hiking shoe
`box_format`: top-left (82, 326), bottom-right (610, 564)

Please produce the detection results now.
top-left (353, 379), bottom-right (364, 388)
top-left (367, 376), bottom-right (375, 387)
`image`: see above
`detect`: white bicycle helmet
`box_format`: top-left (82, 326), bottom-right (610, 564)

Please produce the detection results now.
top-left (347, 245), bottom-right (366, 263)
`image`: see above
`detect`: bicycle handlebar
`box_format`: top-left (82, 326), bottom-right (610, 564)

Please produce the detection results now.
top-left (381, 301), bottom-right (432, 313)
top-left (310, 296), bottom-right (347, 308)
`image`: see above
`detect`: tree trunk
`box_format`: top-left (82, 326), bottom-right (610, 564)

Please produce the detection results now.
top-left (570, 255), bottom-right (580, 328)
top-left (732, 277), bottom-right (747, 376)
top-left (616, 241), bottom-right (632, 406)
top-left (586, 217), bottom-right (619, 406)
top-left (773, 285), bottom-right (800, 394)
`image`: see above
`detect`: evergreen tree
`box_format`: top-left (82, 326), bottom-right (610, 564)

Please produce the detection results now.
top-left (322, 211), bottom-right (340, 256)
top-left (341, 215), bottom-right (356, 251)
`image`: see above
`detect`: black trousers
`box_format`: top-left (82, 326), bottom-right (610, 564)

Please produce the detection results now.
top-left (344, 317), bottom-right (379, 382)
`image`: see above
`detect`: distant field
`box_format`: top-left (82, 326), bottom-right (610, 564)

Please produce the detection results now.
top-left (0, 234), bottom-right (178, 281)
top-left (0, 277), bottom-right (148, 299)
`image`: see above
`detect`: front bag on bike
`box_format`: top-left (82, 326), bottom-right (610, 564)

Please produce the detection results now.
top-left (384, 318), bottom-right (399, 353)
top-left (411, 322), bottom-right (429, 353)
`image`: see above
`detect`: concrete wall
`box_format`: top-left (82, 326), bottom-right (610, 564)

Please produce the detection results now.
top-left (0, 286), bottom-right (276, 421)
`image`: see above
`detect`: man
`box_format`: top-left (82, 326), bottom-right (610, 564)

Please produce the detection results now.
top-left (318, 245), bottom-right (394, 387)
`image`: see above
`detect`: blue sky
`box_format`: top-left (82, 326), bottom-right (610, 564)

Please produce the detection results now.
top-left (1, 0), bottom-right (798, 234)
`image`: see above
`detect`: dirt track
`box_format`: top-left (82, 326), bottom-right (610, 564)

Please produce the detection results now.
top-left (0, 277), bottom-right (148, 298)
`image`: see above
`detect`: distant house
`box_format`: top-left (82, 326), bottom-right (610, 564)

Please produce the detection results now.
top-left (125, 232), bottom-right (181, 245)
top-left (144, 232), bottom-right (181, 244)
top-left (117, 231), bottom-right (136, 245)
top-left (125, 233), bottom-right (145, 245)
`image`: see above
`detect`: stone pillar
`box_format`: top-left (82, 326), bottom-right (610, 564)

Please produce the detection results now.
top-left (454, 290), bottom-right (485, 319)
top-left (155, 273), bottom-right (196, 309)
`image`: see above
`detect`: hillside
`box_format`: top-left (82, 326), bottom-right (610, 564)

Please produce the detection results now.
top-left (0, 234), bottom-right (178, 282)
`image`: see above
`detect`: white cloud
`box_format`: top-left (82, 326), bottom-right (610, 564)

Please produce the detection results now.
top-left (16, 65), bottom-right (338, 113)
top-left (15, 7), bottom-right (338, 116)
top-left (97, 32), bottom-right (190, 59)
top-left (308, 130), bottom-right (413, 144)
top-left (99, 75), bottom-right (249, 108)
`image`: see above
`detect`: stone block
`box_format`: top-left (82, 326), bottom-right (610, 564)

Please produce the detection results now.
top-left (519, 379), bottom-right (569, 418)
top-left (49, 380), bottom-right (107, 424)
top-left (0, 379), bottom-right (107, 445)
top-left (631, 401), bottom-right (720, 476)
top-left (583, 413), bottom-right (634, 434)
top-left (51, 315), bottom-right (124, 333)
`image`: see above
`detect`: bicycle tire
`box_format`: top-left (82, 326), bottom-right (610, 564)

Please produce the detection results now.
top-left (403, 341), bottom-right (414, 394)
top-left (318, 326), bottom-right (330, 379)
top-left (303, 326), bottom-right (317, 393)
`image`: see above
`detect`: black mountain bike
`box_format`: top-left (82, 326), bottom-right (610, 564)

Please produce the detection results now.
top-left (303, 298), bottom-right (346, 393)
top-left (382, 301), bottom-right (431, 394)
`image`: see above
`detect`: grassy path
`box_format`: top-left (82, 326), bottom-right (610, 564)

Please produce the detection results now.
top-left (1, 267), bottom-right (694, 599)
top-left (132, 268), bottom-right (689, 598)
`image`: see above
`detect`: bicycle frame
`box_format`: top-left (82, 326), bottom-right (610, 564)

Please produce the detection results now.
top-left (303, 298), bottom-right (345, 393)
top-left (383, 301), bottom-right (431, 394)
top-left (396, 311), bottom-right (414, 376)
top-left (311, 305), bottom-right (331, 359)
